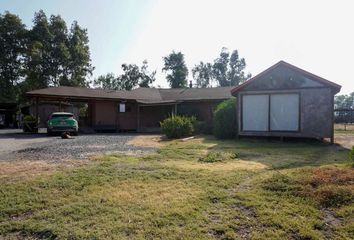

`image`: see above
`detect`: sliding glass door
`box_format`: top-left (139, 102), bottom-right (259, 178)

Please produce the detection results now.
top-left (242, 95), bottom-right (269, 131)
top-left (270, 94), bottom-right (299, 131)
top-left (242, 93), bottom-right (300, 132)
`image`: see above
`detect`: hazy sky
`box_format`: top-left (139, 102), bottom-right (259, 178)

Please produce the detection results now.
top-left (1, 0), bottom-right (353, 94)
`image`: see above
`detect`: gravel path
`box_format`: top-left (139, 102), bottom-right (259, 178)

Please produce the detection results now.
top-left (0, 130), bottom-right (155, 163)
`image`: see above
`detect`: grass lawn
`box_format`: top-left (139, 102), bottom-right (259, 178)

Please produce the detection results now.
top-left (0, 136), bottom-right (353, 239)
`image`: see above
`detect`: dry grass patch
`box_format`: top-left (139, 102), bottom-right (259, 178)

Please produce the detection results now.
top-left (91, 180), bottom-right (201, 210)
top-left (0, 160), bottom-right (89, 182)
top-left (127, 134), bottom-right (164, 148)
top-left (164, 159), bottom-right (267, 171)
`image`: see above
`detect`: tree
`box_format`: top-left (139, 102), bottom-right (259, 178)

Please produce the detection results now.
top-left (212, 47), bottom-right (230, 87)
top-left (0, 12), bottom-right (26, 102)
top-left (335, 92), bottom-right (354, 109)
top-left (138, 60), bottom-right (156, 88)
top-left (66, 21), bottom-right (94, 86)
top-left (228, 49), bottom-right (251, 86)
top-left (25, 11), bottom-right (93, 90)
top-left (162, 51), bottom-right (188, 88)
top-left (213, 47), bottom-right (251, 87)
top-left (117, 64), bottom-right (141, 90)
top-left (25, 10), bottom-right (53, 90)
top-left (192, 61), bottom-right (213, 88)
top-left (94, 60), bottom-right (156, 90)
top-left (94, 73), bottom-right (118, 90)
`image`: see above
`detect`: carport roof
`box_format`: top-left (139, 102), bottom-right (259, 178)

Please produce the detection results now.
top-left (27, 86), bottom-right (234, 103)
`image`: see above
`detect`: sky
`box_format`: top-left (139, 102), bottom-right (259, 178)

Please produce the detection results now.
top-left (0, 0), bottom-right (353, 94)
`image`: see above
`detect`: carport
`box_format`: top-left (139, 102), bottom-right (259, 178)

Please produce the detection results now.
top-left (27, 86), bottom-right (233, 132)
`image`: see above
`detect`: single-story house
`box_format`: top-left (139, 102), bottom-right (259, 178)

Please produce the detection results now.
top-left (27, 60), bottom-right (341, 142)
top-left (231, 61), bottom-right (341, 143)
top-left (27, 86), bottom-right (234, 132)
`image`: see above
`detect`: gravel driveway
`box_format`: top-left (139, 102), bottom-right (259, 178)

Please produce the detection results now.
top-left (0, 129), bottom-right (155, 163)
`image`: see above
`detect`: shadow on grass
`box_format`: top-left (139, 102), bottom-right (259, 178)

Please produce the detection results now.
top-left (201, 136), bottom-right (349, 170)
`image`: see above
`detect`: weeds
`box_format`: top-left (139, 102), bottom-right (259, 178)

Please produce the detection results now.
top-left (0, 136), bottom-right (353, 239)
top-left (198, 151), bottom-right (239, 163)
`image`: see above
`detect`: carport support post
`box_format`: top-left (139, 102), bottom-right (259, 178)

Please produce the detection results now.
top-left (137, 104), bottom-right (140, 132)
top-left (35, 97), bottom-right (39, 127)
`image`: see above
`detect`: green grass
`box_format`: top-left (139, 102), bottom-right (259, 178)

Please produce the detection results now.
top-left (0, 136), bottom-right (353, 239)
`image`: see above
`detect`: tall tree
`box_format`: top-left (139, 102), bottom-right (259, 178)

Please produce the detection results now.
top-left (212, 47), bottom-right (229, 87)
top-left (94, 73), bottom-right (118, 90)
top-left (0, 11), bottom-right (26, 102)
top-left (67, 21), bottom-right (93, 86)
top-left (25, 11), bottom-right (93, 90)
top-left (138, 60), bottom-right (156, 88)
top-left (192, 61), bottom-right (213, 88)
top-left (94, 61), bottom-right (156, 90)
top-left (213, 47), bottom-right (251, 87)
top-left (117, 63), bottom-right (141, 90)
top-left (48, 14), bottom-right (70, 86)
top-left (162, 51), bottom-right (188, 88)
top-left (25, 10), bottom-right (52, 90)
top-left (228, 50), bottom-right (251, 86)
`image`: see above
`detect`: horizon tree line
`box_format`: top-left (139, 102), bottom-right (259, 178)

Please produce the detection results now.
top-left (0, 10), bottom-right (252, 106)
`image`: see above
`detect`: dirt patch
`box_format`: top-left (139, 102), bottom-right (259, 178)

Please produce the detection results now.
top-left (322, 208), bottom-right (343, 239)
top-left (164, 160), bottom-right (267, 171)
top-left (335, 134), bottom-right (354, 149)
top-left (1, 232), bottom-right (40, 240)
top-left (127, 134), bottom-right (164, 148)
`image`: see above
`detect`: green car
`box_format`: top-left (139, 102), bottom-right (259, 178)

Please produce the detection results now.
top-left (47, 112), bottom-right (78, 136)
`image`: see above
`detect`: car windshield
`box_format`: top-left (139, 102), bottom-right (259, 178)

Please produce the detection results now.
top-left (51, 114), bottom-right (73, 119)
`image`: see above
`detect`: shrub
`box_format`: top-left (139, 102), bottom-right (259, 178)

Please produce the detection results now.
top-left (262, 173), bottom-right (301, 193)
top-left (24, 115), bottom-right (36, 122)
top-left (213, 98), bottom-right (237, 139)
top-left (311, 185), bottom-right (353, 207)
top-left (160, 115), bottom-right (194, 139)
top-left (23, 115), bottom-right (39, 133)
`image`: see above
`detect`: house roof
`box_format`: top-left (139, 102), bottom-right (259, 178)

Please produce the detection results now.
top-left (231, 61), bottom-right (341, 95)
top-left (27, 86), bottom-right (234, 104)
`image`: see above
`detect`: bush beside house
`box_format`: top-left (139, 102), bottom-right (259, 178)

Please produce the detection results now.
top-left (213, 98), bottom-right (237, 139)
top-left (160, 115), bottom-right (197, 139)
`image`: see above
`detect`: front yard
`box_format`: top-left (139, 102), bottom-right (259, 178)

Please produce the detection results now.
top-left (0, 135), bottom-right (353, 239)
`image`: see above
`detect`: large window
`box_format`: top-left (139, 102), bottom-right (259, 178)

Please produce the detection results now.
top-left (270, 94), bottom-right (299, 131)
top-left (242, 95), bottom-right (269, 131)
top-left (242, 93), bottom-right (299, 132)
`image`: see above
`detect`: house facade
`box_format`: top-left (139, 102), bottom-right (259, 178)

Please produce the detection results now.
top-left (27, 86), bottom-right (233, 132)
top-left (231, 61), bottom-right (341, 143)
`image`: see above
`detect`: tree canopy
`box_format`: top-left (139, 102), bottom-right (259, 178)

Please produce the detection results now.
top-left (335, 92), bottom-right (354, 109)
top-left (192, 47), bottom-right (251, 87)
top-left (0, 10), bottom-right (93, 103)
top-left (162, 51), bottom-right (188, 88)
top-left (94, 60), bottom-right (156, 90)
top-left (0, 11), bottom-right (26, 103)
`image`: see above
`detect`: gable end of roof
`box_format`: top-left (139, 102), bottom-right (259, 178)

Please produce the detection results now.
top-left (231, 61), bottom-right (341, 95)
